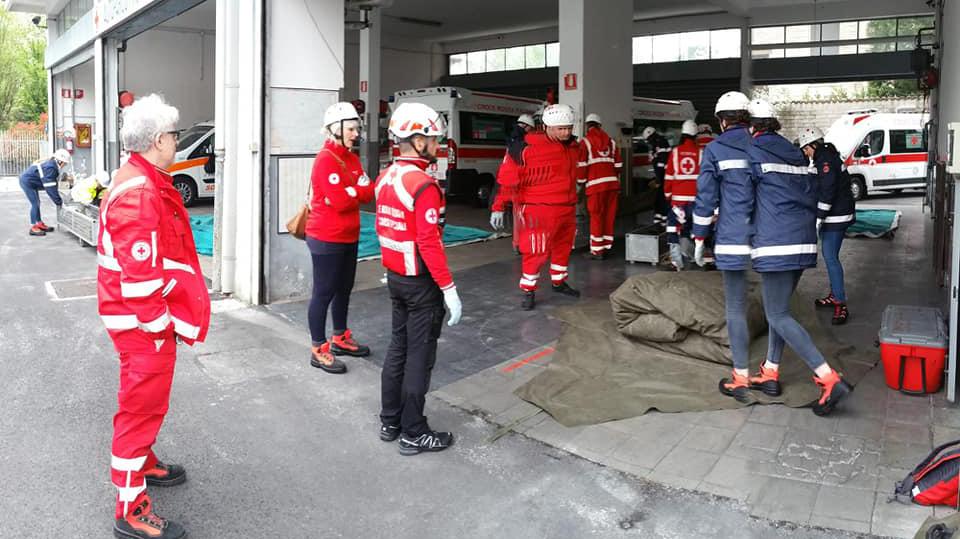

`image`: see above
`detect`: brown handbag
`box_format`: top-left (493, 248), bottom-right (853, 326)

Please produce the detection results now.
top-left (286, 149), bottom-right (345, 240)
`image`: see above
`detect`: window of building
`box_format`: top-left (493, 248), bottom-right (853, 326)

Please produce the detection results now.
top-left (633, 35), bottom-right (653, 64)
top-left (467, 51), bottom-right (485, 74)
top-left (524, 44), bottom-right (546, 69)
top-left (486, 49), bottom-right (505, 72)
top-left (505, 46), bottom-right (526, 70)
top-left (448, 54), bottom-right (467, 75)
top-left (546, 42), bottom-right (560, 67)
top-left (889, 130), bottom-right (926, 153)
top-left (710, 29), bottom-right (741, 59)
top-left (751, 15), bottom-right (933, 59)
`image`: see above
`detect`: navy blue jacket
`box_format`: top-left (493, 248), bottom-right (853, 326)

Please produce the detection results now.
top-left (693, 124), bottom-right (754, 270)
top-left (19, 158), bottom-right (63, 206)
top-left (748, 131), bottom-right (818, 272)
top-left (813, 142), bottom-right (856, 232)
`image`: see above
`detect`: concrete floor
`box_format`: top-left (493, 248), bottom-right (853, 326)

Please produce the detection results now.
top-left (0, 176), bottom-right (951, 539)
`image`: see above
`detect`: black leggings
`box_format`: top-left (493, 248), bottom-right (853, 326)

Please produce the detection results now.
top-left (307, 239), bottom-right (359, 346)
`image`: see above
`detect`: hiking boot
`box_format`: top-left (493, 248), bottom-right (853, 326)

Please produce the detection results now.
top-left (748, 365), bottom-right (782, 396)
top-left (815, 293), bottom-right (838, 308)
top-left (113, 498), bottom-right (186, 539)
top-left (144, 462), bottom-right (186, 487)
top-left (521, 291), bottom-right (536, 311)
top-left (719, 371), bottom-right (752, 404)
top-left (380, 423), bottom-right (401, 442)
top-left (310, 342), bottom-right (347, 374)
top-left (552, 281), bottom-right (581, 297)
top-left (397, 430), bottom-right (454, 456)
top-left (29, 225), bottom-right (46, 236)
top-left (330, 329), bottom-right (370, 357)
top-left (812, 370), bottom-right (853, 416)
top-left (832, 303), bottom-right (849, 326)
top-left (36, 221), bottom-right (54, 232)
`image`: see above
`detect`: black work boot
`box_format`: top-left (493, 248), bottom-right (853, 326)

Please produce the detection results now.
top-left (144, 462), bottom-right (186, 487)
top-left (552, 281), bottom-right (581, 297)
top-left (380, 423), bottom-right (401, 442)
top-left (398, 430), bottom-right (454, 456)
top-left (719, 371), bottom-right (753, 404)
top-left (113, 498), bottom-right (186, 539)
top-left (521, 291), bottom-right (536, 311)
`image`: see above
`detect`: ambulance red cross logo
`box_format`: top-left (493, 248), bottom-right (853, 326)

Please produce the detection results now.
top-left (679, 157), bottom-right (696, 175)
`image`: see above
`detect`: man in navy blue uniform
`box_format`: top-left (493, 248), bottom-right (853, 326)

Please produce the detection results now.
top-left (19, 149), bottom-right (70, 236)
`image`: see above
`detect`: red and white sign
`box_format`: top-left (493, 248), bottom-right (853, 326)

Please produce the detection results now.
top-left (563, 73), bottom-right (578, 90)
top-left (360, 80), bottom-right (368, 93)
top-left (61, 89), bottom-right (72, 98)
top-left (74, 89), bottom-right (84, 99)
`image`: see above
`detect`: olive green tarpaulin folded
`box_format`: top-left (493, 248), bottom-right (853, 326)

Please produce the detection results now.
top-left (514, 272), bottom-right (876, 427)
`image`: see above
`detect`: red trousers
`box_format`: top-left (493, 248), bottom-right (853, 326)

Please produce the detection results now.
top-left (110, 336), bottom-right (177, 518)
top-left (516, 204), bottom-right (576, 291)
top-left (587, 190), bottom-right (618, 255)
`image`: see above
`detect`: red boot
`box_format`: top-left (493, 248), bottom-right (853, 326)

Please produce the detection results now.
top-left (330, 329), bottom-right (370, 357)
top-left (36, 220), bottom-right (55, 232)
top-left (310, 342), bottom-right (347, 374)
top-left (29, 225), bottom-right (46, 236)
top-left (719, 370), bottom-right (752, 403)
top-left (812, 370), bottom-right (853, 416)
top-left (748, 364), bottom-right (782, 396)
top-left (113, 497), bottom-right (186, 539)
top-left (144, 461), bottom-right (186, 487)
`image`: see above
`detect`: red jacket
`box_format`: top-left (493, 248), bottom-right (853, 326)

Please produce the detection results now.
top-left (491, 150), bottom-right (517, 212)
top-left (374, 157), bottom-right (454, 291)
top-left (496, 132), bottom-right (579, 207)
top-left (305, 140), bottom-right (374, 243)
top-left (696, 133), bottom-right (715, 148)
top-left (577, 126), bottom-right (622, 195)
top-left (97, 152), bottom-right (211, 353)
top-left (664, 137), bottom-right (702, 206)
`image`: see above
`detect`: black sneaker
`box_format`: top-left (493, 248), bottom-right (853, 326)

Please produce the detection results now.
top-left (552, 281), bottom-right (581, 297)
top-left (398, 431), bottom-right (454, 456)
top-left (521, 291), bottom-right (535, 311)
top-left (380, 424), bottom-right (400, 442)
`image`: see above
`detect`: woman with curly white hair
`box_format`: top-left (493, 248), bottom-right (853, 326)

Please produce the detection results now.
top-left (98, 93), bottom-right (209, 539)
top-left (303, 101), bottom-right (375, 374)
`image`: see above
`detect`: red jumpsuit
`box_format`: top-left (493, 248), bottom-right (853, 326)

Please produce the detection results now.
top-left (496, 132), bottom-right (579, 292)
top-left (97, 152), bottom-right (210, 519)
top-left (578, 126), bottom-right (622, 256)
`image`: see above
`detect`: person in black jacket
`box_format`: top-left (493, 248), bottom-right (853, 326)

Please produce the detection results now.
top-left (642, 126), bottom-right (671, 228)
top-left (798, 127), bottom-right (856, 325)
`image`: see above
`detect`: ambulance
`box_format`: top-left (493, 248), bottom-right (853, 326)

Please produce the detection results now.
top-left (631, 97), bottom-right (698, 180)
top-left (387, 87), bottom-right (543, 205)
top-left (824, 110), bottom-right (929, 200)
top-left (168, 122), bottom-right (216, 207)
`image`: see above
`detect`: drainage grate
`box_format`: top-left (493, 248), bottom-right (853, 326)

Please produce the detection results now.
top-left (46, 278), bottom-right (98, 300)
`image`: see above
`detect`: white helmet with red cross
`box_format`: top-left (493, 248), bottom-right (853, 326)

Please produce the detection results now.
top-left (388, 102), bottom-right (447, 140)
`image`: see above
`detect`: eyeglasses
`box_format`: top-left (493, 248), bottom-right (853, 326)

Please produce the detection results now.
top-left (165, 130), bottom-right (179, 140)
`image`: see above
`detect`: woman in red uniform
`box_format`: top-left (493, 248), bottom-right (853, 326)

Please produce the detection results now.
top-left (305, 102), bottom-right (375, 373)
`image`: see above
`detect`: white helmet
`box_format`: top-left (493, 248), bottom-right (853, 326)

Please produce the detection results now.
top-left (53, 149), bottom-right (71, 164)
top-left (641, 126), bottom-right (656, 139)
top-left (797, 126), bottom-right (825, 149)
top-left (715, 91), bottom-right (750, 114)
top-left (542, 104), bottom-right (575, 127)
top-left (323, 102), bottom-right (361, 129)
top-left (698, 123), bottom-right (713, 134)
top-left (585, 113), bottom-right (602, 125)
top-left (681, 120), bottom-right (698, 137)
top-left (94, 170), bottom-right (111, 188)
top-left (517, 114), bottom-right (535, 127)
top-left (388, 102), bottom-right (446, 139)
top-left (748, 98), bottom-right (776, 119)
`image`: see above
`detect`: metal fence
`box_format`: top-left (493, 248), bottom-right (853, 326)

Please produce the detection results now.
top-left (0, 131), bottom-right (46, 176)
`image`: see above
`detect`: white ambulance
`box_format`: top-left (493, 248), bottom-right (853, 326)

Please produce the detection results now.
top-left (168, 122), bottom-right (216, 207)
top-left (388, 87), bottom-right (543, 205)
top-left (631, 97), bottom-right (698, 180)
top-left (824, 111), bottom-right (929, 200)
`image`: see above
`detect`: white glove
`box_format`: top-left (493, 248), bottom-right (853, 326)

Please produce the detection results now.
top-left (443, 287), bottom-right (462, 327)
top-left (694, 238), bottom-right (706, 267)
top-left (672, 205), bottom-right (686, 225)
top-left (668, 243), bottom-right (683, 271)
top-left (490, 211), bottom-right (505, 231)
top-left (816, 218), bottom-right (822, 234)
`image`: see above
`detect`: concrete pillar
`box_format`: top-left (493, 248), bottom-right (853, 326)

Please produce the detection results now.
top-left (93, 38), bottom-right (106, 175)
top-left (359, 8), bottom-right (382, 177)
top-left (558, 0), bottom-right (633, 138)
top-left (739, 17), bottom-right (752, 95)
top-left (93, 37), bottom-right (121, 176)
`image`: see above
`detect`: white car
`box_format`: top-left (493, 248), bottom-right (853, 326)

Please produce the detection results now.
top-left (169, 122), bottom-right (215, 206)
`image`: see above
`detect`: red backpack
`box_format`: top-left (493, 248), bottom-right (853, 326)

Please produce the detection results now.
top-left (896, 440), bottom-right (960, 507)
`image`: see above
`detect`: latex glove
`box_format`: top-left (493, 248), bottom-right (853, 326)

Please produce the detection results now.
top-left (443, 287), bottom-right (462, 327)
top-left (490, 211), bottom-right (505, 231)
top-left (672, 205), bottom-right (686, 225)
top-left (816, 218), bottom-right (823, 234)
top-left (694, 238), bottom-right (706, 267)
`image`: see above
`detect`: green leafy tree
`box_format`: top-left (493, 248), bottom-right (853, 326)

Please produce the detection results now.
top-left (0, 8), bottom-right (26, 129)
top-left (14, 37), bottom-right (48, 123)
top-left (0, 7), bottom-right (47, 129)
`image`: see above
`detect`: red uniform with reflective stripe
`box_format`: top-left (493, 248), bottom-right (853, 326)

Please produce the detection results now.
top-left (577, 126), bottom-right (622, 195)
top-left (96, 152), bottom-right (211, 519)
top-left (374, 157), bottom-right (454, 291)
top-left (97, 152), bottom-right (211, 351)
top-left (305, 139), bottom-right (374, 243)
top-left (664, 138), bottom-right (702, 207)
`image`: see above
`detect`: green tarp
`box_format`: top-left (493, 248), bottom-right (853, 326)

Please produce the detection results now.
top-left (846, 209), bottom-right (901, 239)
top-left (515, 272), bottom-right (876, 427)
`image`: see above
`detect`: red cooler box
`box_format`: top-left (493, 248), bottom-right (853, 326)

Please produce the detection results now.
top-left (878, 305), bottom-right (948, 394)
